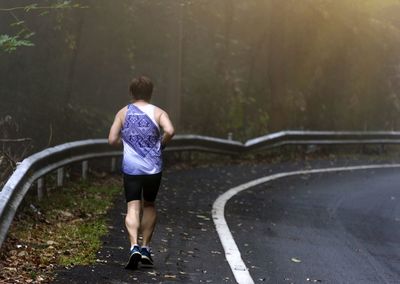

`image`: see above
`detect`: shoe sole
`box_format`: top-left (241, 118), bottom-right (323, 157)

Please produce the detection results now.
top-left (125, 252), bottom-right (141, 270)
top-left (140, 255), bottom-right (154, 267)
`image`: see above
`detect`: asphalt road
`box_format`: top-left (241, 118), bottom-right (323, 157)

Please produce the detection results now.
top-left (53, 157), bottom-right (400, 283)
top-left (227, 167), bottom-right (400, 284)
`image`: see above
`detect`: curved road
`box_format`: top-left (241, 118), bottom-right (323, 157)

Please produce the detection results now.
top-left (227, 167), bottom-right (400, 283)
top-left (53, 158), bottom-right (400, 283)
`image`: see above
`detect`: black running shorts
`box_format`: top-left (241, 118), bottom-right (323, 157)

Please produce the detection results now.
top-left (123, 172), bottom-right (162, 203)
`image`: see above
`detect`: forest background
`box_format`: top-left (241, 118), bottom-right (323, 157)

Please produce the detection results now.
top-left (1, 0), bottom-right (400, 152)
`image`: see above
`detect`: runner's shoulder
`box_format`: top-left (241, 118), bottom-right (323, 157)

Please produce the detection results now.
top-left (154, 105), bottom-right (167, 124)
top-left (153, 105), bottom-right (168, 119)
top-left (116, 106), bottom-right (128, 123)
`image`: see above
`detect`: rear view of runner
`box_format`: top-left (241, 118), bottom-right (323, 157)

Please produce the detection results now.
top-left (108, 76), bottom-right (175, 269)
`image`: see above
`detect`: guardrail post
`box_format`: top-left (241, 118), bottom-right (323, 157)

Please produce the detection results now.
top-left (111, 157), bottom-right (116, 172)
top-left (57, 168), bottom-right (64, 187)
top-left (37, 178), bottom-right (44, 201)
top-left (82, 160), bottom-right (88, 180)
top-left (227, 132), bottom-right (233, 141)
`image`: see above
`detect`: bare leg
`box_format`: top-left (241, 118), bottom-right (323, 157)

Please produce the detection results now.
top-left (125, 200), bottom-right (141, 247)
top-left (140, 201), bottom-right (157, 246)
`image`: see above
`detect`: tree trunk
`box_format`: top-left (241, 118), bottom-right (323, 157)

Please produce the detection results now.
top-left (64, 15), bottom-right (84, 107)
top-left (267, 0), bottom-right (288, 132)
top-left (168, 1), bottom-right (185, 130)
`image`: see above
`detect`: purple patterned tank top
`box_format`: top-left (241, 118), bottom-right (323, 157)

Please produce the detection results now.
top-left (121, 104), bottom-right (162, 175)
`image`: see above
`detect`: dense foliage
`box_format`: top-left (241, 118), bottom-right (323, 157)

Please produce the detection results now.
top-left (1, 0), bottom-right (400, 149)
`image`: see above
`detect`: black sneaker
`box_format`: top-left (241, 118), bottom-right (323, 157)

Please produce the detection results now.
top-left (140, 247), bottom-right (154, 267)
top-left (125, 245), bottom-right (141, 270)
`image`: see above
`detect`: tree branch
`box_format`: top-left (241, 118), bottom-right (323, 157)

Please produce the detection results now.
top-left (0, 138), bottom-right (32, 143)
top-left (0, 4), bottom-right (88, 12)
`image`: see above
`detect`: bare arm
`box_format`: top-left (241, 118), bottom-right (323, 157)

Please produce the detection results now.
top-left (108, 110), bottom-right (124, 146)
top-left (159, 111), bottom-right (175, 149)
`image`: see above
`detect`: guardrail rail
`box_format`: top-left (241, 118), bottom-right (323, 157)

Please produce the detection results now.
top-left (1, 130), bottom-right (400, 248)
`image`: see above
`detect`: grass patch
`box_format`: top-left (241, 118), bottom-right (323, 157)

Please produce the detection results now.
top-left (58, 220), bottom-right (108, 266)
top-left (0, 175), bottom-right (122, 283)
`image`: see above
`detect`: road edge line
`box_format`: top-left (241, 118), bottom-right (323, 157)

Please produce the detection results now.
top-left (212, 164), bottom-right (400, 284)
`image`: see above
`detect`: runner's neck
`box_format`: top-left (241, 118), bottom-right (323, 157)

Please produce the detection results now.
top-left (132, 99), bottom-right (149, 106)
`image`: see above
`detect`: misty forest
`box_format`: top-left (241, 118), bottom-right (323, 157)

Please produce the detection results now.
top-left (4, 1), bottom-right (400, 283)
top-left (1, 0), bottom-right (400, 156)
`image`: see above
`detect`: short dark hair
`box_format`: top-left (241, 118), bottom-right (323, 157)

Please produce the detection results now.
top-left (129, 76), bottom-right (153, 101)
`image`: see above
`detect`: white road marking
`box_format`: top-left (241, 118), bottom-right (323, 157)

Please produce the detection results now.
top-left (212, 164), bottom-right (400, 284)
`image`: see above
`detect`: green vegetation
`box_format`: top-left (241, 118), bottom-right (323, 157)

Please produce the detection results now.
top-left (0, 1), bottom-right (86, 53)
top-left (58, 221), bottom-right (107, 266)
top-left (0, 34), bottom-right (34, 53)
top-left (0, 176), bottom-right (122, 283)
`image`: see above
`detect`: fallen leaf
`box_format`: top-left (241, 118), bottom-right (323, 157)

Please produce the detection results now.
top-left (58, 210), bottom-right (73, 218)
top-left (307, 278), bottom-right (322, 282)
top-left (196, 215), bottom-right (211, 221)
top-left (291, 257), bottom-right (301, 263)
top-left (17, 251), bottom-right (27, 257)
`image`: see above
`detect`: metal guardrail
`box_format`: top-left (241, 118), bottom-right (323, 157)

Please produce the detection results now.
top-left (244, 130), bottom-right (400, 151)
top-left (1, 130), bottom-right (400, 248)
